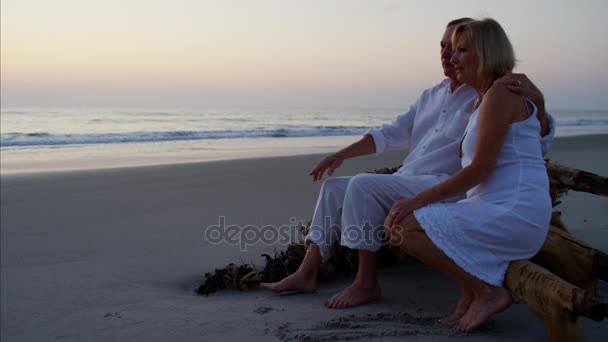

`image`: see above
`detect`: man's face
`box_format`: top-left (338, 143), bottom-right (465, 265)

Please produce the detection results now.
top-left (440, 25), bottom-right (457, 78)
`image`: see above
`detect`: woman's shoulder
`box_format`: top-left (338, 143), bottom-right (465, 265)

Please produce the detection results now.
top-left (483, 82), bottom-right (525, 115)
top-left (486, 82), bottom-right (519, 103)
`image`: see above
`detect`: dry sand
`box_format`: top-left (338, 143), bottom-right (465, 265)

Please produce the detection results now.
top-left (1, 135), bottom-right (607, 341)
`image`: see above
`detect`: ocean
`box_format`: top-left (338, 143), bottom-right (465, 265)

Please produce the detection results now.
top-left (1, 107), bottom-right (607, 173)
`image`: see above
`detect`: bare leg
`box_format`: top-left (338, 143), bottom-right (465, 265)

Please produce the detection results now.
top-left (324, 249), bottom-right (381, 309)
top-left (438, 288), bottom-right (474, 326)
top-left (453, 284), bottom-right (512, 333)
top-left (391, 215), bottom-right (512, 331)
top-left (260, 243), bottom-right (321, 294)
top-left (391, 215), bottom-right (472, 324)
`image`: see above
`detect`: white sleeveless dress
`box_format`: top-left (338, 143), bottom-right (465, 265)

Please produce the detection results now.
top-left (413, 99), bottom-right (552, 286)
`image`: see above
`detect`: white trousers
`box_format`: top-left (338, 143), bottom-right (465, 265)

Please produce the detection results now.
top-left (306, 173), bottom-right (449, 260)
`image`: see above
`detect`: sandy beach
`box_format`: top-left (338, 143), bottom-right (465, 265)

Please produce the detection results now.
top-left (1, 134), bottom-right (607, 341)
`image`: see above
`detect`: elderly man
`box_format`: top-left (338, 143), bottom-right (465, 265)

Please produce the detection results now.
top-left (261, 17), bottom-right (555, 309)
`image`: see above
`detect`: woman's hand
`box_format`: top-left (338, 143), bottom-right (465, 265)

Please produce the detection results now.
top-left (384, 197), bottom-right (424, 232)
top-left (309, 153), bottom-right (344, 182)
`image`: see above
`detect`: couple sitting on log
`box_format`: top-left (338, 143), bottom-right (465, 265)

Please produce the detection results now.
top-left (260, 17), bottom-right (557, 333)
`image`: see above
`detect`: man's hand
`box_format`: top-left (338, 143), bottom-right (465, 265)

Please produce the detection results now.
top-left (309, 153), bottom-right (344, 182)
top-left (496, 73), bottom-right (550, 137)
top-left (496, 73), bottom-right (545, 110)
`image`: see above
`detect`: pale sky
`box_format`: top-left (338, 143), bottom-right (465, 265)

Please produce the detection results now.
top-left (1, 0), bottom-right (607, 109)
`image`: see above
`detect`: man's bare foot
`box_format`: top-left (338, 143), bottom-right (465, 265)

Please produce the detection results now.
top-left (324, 282), bottom-right (381, 309)
top-left (454, 286), bottom-right (512, 333)
top-left (438, 289), bottom-right (473, 326)
top-left (260, 270), bottom-right (317, 294)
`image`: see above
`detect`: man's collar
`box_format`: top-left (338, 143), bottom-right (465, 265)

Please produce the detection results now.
top-left (444, 78), bottom-right (471, 95)
top-left (443, 78), bottom-right (458, 94)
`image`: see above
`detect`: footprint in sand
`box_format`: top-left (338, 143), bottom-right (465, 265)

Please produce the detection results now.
top-left (274, 311), bottom-right (499, 341)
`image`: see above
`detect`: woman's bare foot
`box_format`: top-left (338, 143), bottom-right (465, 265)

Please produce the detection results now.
top-left (438, 289), bottom-right (473, 326)
top-left (454, 286), bottom-right (512, 333)
top-left (324, 281), bottom-right (381, 309)
top-left (260, 270), bottom-right (318, 294)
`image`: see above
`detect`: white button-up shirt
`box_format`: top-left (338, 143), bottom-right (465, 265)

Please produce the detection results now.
top-left (365, 78), bottom-right (555, 178)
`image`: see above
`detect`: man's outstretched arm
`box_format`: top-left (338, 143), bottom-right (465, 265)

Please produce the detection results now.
top-left (309, 134), bottom-right (376, 181)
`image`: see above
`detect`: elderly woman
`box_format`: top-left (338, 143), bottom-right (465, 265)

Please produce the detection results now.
top-left (384, 18), bottom-right (552, 333)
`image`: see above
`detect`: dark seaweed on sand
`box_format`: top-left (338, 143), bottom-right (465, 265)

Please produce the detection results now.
top-left (196, 219), bottom-right (409, 296)
top-left (196, 263), bottom-right (255, 296)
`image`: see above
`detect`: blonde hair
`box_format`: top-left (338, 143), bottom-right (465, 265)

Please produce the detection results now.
top-left (452, 18), bottom-right (516, 78)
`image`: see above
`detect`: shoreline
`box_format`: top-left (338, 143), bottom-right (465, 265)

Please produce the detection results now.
top-left (0, 135), bottom-right (361, 175)
top-left (2, 133), bottom-right (607, 177)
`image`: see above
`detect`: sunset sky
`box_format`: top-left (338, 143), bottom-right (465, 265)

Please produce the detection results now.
top-left (2, 0), bottom-right (607, 109)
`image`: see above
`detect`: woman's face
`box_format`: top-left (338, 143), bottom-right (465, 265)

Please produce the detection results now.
top-left (450, 34), bottom-right (479, 86)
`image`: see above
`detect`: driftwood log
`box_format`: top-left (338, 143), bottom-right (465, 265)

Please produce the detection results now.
top-left (546, 162), bottom-right (608, 199)
top-left (197, 162), bottom-right (608, 341)
top-left (532, 225), bottom-right (608, 293)
top-left (504, 260), bottom-right (606, 341)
